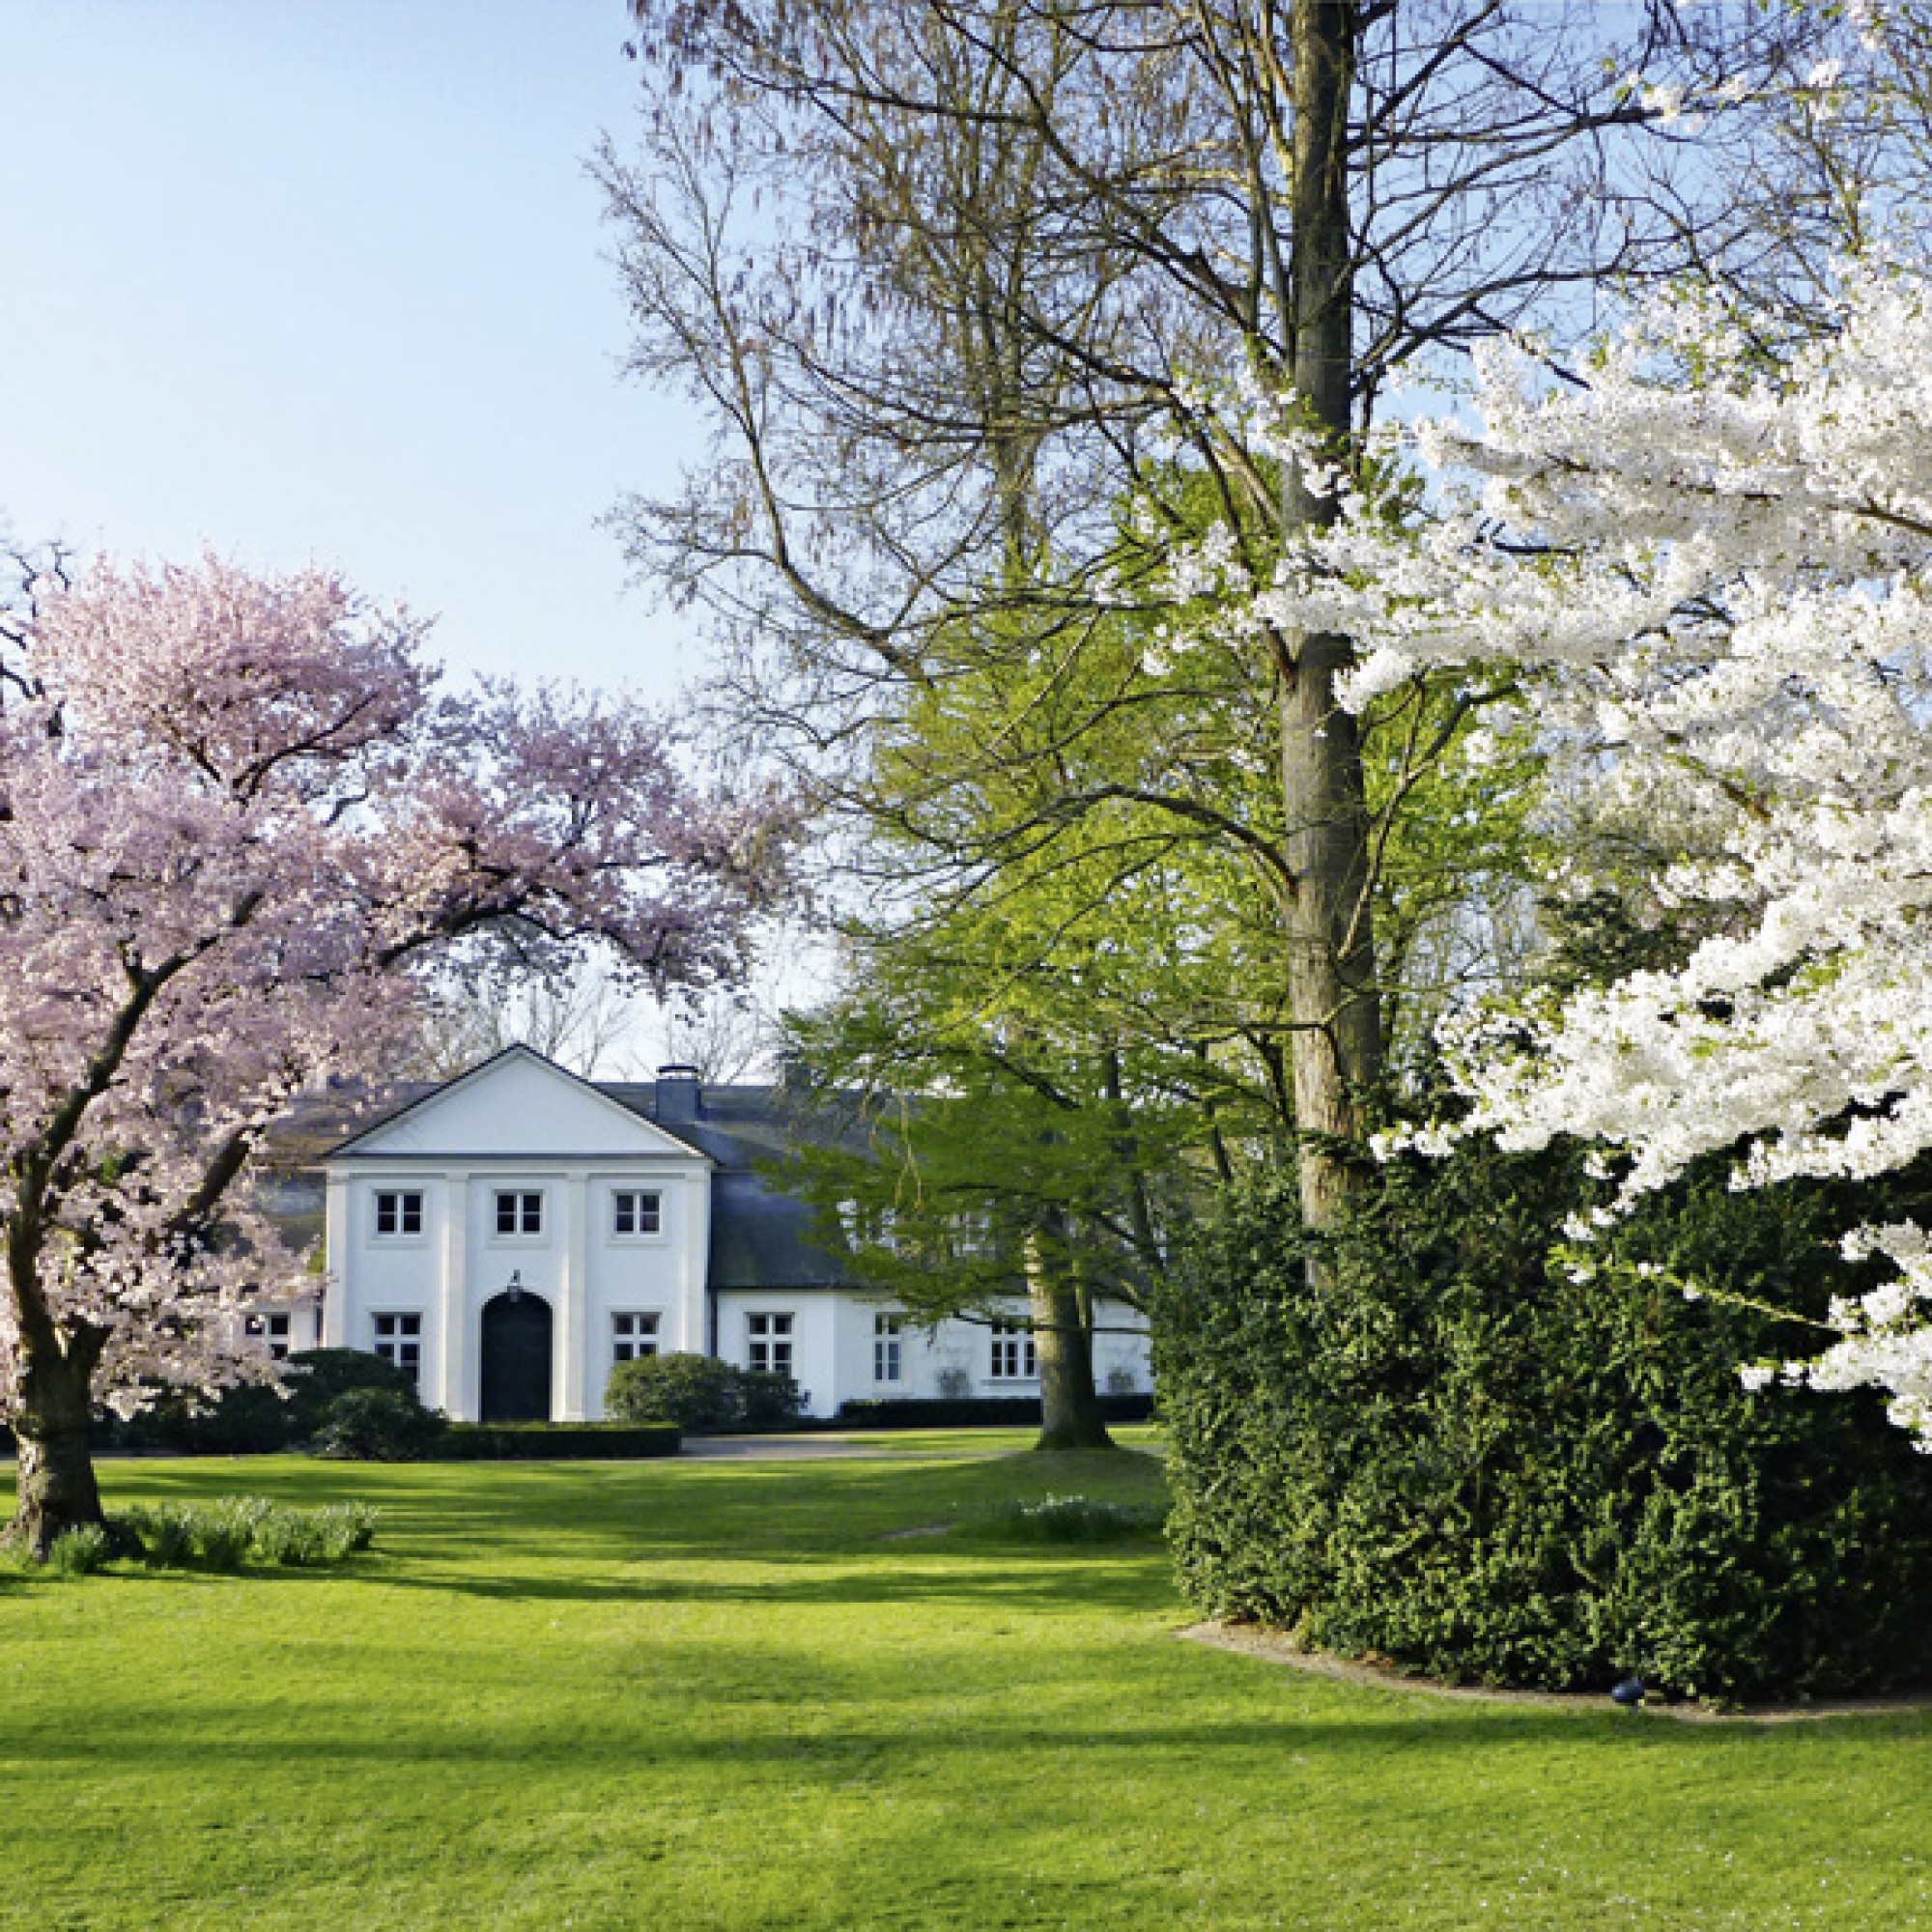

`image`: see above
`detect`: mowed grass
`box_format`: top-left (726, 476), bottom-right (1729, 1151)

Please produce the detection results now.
top-left (4, 1437), bottom-right (1932, 1931)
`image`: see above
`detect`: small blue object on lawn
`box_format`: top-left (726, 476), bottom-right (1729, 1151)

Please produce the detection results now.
top-left (1610, 1675), bottom-right (1646, 1708)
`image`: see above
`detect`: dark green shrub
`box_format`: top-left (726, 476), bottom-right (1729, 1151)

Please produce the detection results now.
top-left (106, 1348), bottom-right (417, 1455)
top-left (311, 1386), bottom-right (447, 1462)
top-left (1154, 1148), bottom-right (1932, 1704)
top-left (438, 1424), bottom-right (681, 1461)
top-left (606, 1352), bottom-right (741, 1430)
top-left (738, 1368), bottom-right (807, 1431)
top-left (604, 1353), bottom-right (801, 1433)
top-left (279, 1350), bottom-right (420, 1440)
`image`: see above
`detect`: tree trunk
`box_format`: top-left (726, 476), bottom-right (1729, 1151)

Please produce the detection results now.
top-left (1025, 1213), bottom-right (1114, 1452)
top-left (7, 1332), bottom-right (106, 1559)
top-left (1279, 0), bottom-right (1381, 1231)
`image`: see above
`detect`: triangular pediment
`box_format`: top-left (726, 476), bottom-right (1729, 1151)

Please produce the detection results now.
top-left (328, 1046), bottom-right (707, 1162)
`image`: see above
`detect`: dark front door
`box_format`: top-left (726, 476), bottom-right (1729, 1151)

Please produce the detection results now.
top-left (480, 1291), bottom-right (554, 1422)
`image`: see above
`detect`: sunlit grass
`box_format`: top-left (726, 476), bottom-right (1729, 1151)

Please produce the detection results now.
top-left (3, 1436), bottom-right (1929, 1929)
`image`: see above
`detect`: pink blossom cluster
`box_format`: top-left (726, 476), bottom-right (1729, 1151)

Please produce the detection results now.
top-left (0, 554), bottom-right (793, 1418)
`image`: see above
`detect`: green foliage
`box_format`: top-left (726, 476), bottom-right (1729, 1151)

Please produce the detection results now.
top-left (1154, 1148), bottom-right (1932, 1703)
top-left (113, 1496), bottom-right (379, 1571)
top-left (45, 1523), bottom-right (112, 1577)
top-left (311, 1386), bottom-right (448, 1463)
top-left (108, 1348), bottom-right (418, 1455)
top-left (987, 1492), bottom-right (1166, 1542)
top-left (603, 1352), bottom-right (802, 1434)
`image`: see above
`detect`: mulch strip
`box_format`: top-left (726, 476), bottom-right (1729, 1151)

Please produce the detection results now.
top-left (1179, 1620), bottom-right (1932, 1724)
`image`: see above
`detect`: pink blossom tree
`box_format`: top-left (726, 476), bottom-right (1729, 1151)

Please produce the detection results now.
top-left (0, 553), bottom-right (794, 1554)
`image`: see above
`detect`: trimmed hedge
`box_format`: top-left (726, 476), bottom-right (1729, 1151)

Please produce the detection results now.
top-left (101, 1349), bottom-right (418, 1455)
top-left (1153, 1149), bottom-right (1932, 1704)
top-left (834, 1393), bottom-right (1154, 1430)
top-left (436, 1423), bottom-right (682, 1461)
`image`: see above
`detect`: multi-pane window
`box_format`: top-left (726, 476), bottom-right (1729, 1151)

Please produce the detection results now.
top-left (989, 1321), bottom-right (1037, 1380)
top-left (611, 1312), bottom-right (661, 1364)
top-left (494, 1190), bottom-right (543, 1236)
top-left (872, 1313), bottom-right (903, 1384)
top-left (611, 1189), bottom-right (664, 1236)
top-left (374, 1189), bottom-right (424, 1236)
top-left (246, 1312), bottom-right (293, 1361)
top-left (372, 1313), bottom-right (423, 1389)
top-left (748, 1312), bottom-right (794, 1378)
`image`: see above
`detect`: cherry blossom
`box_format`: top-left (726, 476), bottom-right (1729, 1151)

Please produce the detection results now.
top-left (0, 554), bottom-right (793, 1549)
top-left (1243, 262), bottom-right (1932, 1446)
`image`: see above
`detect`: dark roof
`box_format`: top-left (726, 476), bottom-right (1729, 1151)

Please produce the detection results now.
top-left (265, 1058), bottom-right (870, 1295)
top-left (601, 1080), bottom-right (864, 1293)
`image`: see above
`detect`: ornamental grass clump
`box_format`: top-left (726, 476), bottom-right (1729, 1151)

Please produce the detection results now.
top-left (113, 1496), bottom-right (379, 1573)
top-left (992, 1494), bottom-right (1167, 1543)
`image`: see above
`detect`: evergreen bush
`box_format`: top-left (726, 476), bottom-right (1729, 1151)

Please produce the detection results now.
top-left (604, 1352), bottom-right (803, 1433)
top-left (311, 1386), bottom-right (447, 1462)
top-left (1153, 1147), bottom-right (1932, 1703)
top-left (106, 1348), bottom-right (418, 1455)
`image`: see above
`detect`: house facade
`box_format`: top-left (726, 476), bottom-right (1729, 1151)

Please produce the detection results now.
top-left (314, 1045), bottom-right (1151, 1422)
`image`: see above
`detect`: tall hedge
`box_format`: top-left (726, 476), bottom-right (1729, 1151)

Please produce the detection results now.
top-left (1152, 1146), bottom-right (1932, 1703)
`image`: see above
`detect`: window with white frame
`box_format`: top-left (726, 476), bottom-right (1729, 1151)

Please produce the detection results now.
top-left (494, 1190), bottom-right (543, 1236)
top-left (246, 1312), bottom-right (293, 1361)
top-left (611, 1312), bottom-right (661, 1364)
top-left (989, 1321), bottom-right (1036, 1380)
top-left (748, 1312), bottom-right (794, 1378)
top-left (372, 1313), bottom-right (423, 1389)
top-left (872, 1313), bottom-right (903, 1384)
top-left (611, 1189), bottom-right (663, 1237)
top-left (374, 1189), bottom-right (424, 1237)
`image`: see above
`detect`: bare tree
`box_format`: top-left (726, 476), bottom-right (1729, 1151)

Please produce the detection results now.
top-left (607, 0), bottom-right (1833, 1226)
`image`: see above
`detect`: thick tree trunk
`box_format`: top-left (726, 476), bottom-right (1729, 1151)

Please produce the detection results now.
top-left (7, 1336), bottom-right (106, 1560)
top-left (1280, 0), bottom-right (1381, 1231)
top-left (1025, 1214), bottom-right (1114, 1452)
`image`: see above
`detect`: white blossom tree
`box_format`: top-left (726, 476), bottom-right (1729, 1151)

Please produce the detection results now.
top-left (0, 554), bottom-right (792, 1552)
top-left (1240, 257), bottom-right (1932, 1447)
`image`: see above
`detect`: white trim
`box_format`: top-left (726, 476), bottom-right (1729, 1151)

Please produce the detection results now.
top-left (327, 1043), bottom-right (715, 1163)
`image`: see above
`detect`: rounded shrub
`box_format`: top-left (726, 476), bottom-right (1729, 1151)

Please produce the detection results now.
top-left (312, 1385), bottom-right (447, 1462)
top-left (1153, 1145), bottom-right (1932, 1704)
top-left (605, 1352), bottom-right (803, 1433)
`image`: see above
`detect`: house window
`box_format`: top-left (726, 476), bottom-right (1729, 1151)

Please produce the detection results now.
top-left (372, 1313), bottom-right (423, 1390)
top-left (873, 1314), bottom-right (903, 1384)
top-left (612, 1189), bottom-right (663, 1236)
top-left (611, 1312), bottom-right (661, 1364)
top-left (375, 1190), bottom-right (424, 1236)
top-left (748, 1312), bottom-right (794, 1378)
top-left (494, 1190), bottom-right (543, 1236)
top-left (989, 1321), bottom-right (1036, 1380)
top-left (246, 1312), bottom-right (293, 1362)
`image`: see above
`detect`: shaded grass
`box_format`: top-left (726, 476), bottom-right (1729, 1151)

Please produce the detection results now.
top-left (2, 1438), bottom-right (1929, 1929)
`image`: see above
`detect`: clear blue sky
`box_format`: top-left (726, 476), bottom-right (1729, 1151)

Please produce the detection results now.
top-left (0, 0), bottom-right (699, 691)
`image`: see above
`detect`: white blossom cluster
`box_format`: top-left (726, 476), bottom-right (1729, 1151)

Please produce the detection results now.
top-left (1261, 262), bottom-right (1932, 1445)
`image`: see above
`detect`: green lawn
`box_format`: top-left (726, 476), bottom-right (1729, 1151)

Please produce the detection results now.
top-left (5, 1435), bottom-right (1932, 1931)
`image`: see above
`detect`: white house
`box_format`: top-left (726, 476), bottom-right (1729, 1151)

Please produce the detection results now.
top-left (309, 1045), bottom-right (1151, 1422)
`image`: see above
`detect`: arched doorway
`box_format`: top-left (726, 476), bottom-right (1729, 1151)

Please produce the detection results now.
top-left (480, 1290), bottom-right (554, 1422)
